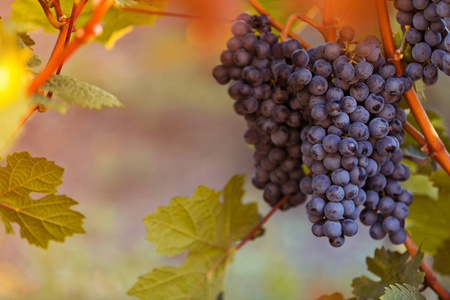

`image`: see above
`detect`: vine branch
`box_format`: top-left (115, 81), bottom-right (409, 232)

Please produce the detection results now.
top-left (375, 0), bottom-right (450, 175)
top-left (246, 0), bottom-right (312, 48)
top-left (37, 0), bottom-right (65, 28)
top-left (280, 13), bottom-right (326, 42)
top-left (404, 231), bottom-right (450, 299)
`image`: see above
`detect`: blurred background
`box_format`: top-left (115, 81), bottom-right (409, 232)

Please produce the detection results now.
top-left (0, 0), bottom-right (448, 299)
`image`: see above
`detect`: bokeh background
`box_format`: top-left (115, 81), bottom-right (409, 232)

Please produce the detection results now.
top-left (0, 0), bottom-right (449, 299)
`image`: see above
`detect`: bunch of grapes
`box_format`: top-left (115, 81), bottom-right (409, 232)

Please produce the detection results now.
top-left (394, 0), bottom-right (450, 84)
top-left (213, 13), bottom-right (414, 247)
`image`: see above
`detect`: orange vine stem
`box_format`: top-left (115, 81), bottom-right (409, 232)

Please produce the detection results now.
top-left (246, 0), bottom-right (312, 49)
top-left (37, 0), bottom-right (64, 28)
top-left (56, 1), bottom-right (79, 74)
top-left (404, 231), bottom-right (450, 299)
top-left (375, 0), bottom-right (450, 175)
top-left (322, 0), bottom-right (337, 42)
top-left (120, 7), bottom-right (234, 22)
top-left (403, 121), bottom-right (427, 151)
top-left (280, 13), bottom-right (326, 42)
top-left (27, 0), bottom-right (115, 97)
top-left (75, 0), bottom-right (88, 20)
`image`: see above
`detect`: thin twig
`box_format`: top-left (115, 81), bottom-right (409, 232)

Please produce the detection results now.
top-left (403, 121), bottom-right (428, 153)
top-left (404, 231), bottom-right (450, 299)
top-left (37, 0), bottom-right (64, 28)
top-left (280, 13), bottom-right (325, 42)
top-left (375, 0), bottom-right (450, 175)
top-left (247, 0), bottom-right (312, 48)
top-left (188, 195), bottom-right (290, 298)
top-left (120, 6), bottom-right (234, 22)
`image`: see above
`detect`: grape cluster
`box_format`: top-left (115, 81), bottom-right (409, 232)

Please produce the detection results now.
top-left (394, 0), bottom-right (450, 84)
top-left (212, 12), bottom-right (308, 210)
top-left (298, 32), bottom-right (413, 247)
top-left (213, 14), bottom-right (414, 247)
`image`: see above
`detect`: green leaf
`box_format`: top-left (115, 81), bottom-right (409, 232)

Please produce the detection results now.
top-left (432, 237), bottom-right (450, 275)
top-left (316, 292), bottom-right (345, 300)
top-left (96, 1), bottom-right (167, 48)
top-left (352, 247), bottom-right (424, 299)
top-left (40, 74), bottom-right (123, 109)
top-left (400, 174), bottom-right (438, 200)
top-left (128, 174), bottom-right (260, 300)
top-left (413, 80), bottom-right (427, 103)
top-left (381, 283), bottom-right (426, 300)
top-left (407, 169), bottom-right (450, 253)
top-left (16, 34), bottom-right (41, 68)
top-left (0, 152), bottom-right (85, 248)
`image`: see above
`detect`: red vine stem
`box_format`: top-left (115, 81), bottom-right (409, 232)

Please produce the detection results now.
top-left (280, 14), bottom-right (326, 42)
top-left (246, 0), bottom-right (312, 49)
top-left (375, 0), bottom-right (450, 175)
top-left (120, 7), bottom-right (234, 22)
top-left (404, 232), bottom-right (450, 299)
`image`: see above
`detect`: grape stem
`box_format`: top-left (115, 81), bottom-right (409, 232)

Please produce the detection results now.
top-left (37, 0), bottom-right (65, 29)
top-left (375, 0), bottom-right (450, 176)
top-left (119, 6), bottom-right (235, 22)
top-left (49, 0), bottom-right (64, 21)
top-left (404, 231), bottom-right (450, 299)
top-left (246, 0), bottom-right (312, 48)
top-left (280, 14), bottom-right (326, 42)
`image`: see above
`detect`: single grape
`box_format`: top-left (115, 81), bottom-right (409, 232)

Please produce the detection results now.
top-left (342, 219), bottom-right (358, 236)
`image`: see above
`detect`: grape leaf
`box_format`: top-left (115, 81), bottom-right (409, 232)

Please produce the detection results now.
top-left (0, 152), bottom-right (85, 248)
top-left (40, 74), bottom-right (123, 109)
top-left (16, 34), bottom-right (41, 68)
top-left (432, 237), bottom-right (450, 276)
top-left (96, 1), bottom-right (167, 48)
top-left (352, 247), bottom-right (424, 299)
top-left (406, 169), bottom-right (450, 253)
top-left (128, 175), bottom-right (260, 300)
top-left (381, 283), bottom-right (426, 300)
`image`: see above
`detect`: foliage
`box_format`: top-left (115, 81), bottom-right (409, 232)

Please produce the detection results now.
top-left (351, 247), bottom-right (424, 299)
top-left (39, 74), bottom-right (123, 110)
top-left (380, 283), bottom-right (426, 300)
top-left (404, 169), bottom-right (450, 253)
top-left (128, 175), bottom-right (260, 300)
top-left (0, 151), bottom-right (85, 248)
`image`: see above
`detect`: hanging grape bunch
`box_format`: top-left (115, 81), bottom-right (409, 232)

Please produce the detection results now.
top-left (394, 0), bottom-right (450, 84)
top-left (212, 13), bottom-right (414, 247)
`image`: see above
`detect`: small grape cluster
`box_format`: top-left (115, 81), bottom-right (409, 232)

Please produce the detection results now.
top-left (394, 0), bottom-right (450, 84)
top-left (213, 14), bottom-right (414, 247)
